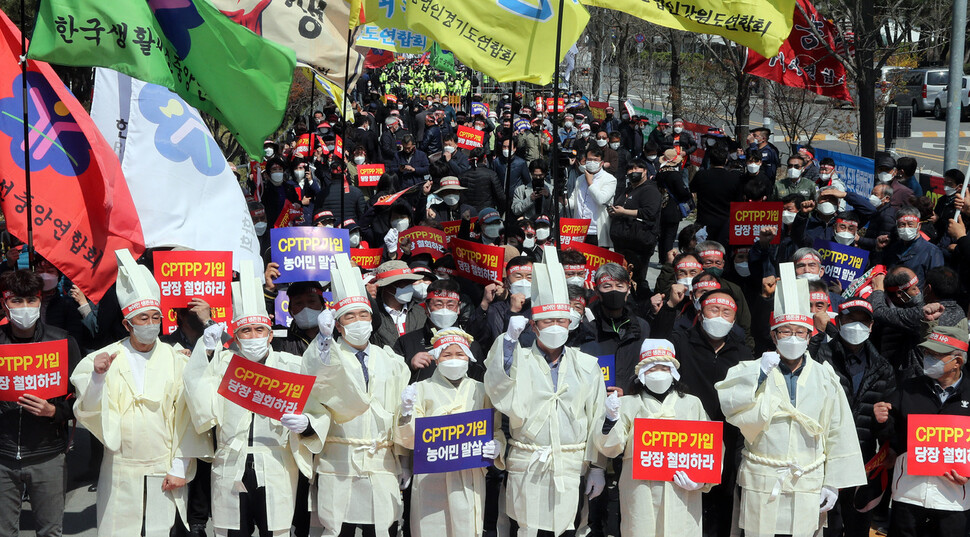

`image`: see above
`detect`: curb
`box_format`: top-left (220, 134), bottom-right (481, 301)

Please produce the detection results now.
top-left (772, 131), bottom-right (970, 143)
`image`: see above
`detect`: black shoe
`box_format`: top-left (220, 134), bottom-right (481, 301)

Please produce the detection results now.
top-left (188, 523), bottom-right (207, 537)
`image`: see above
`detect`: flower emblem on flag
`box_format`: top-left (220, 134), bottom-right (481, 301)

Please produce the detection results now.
top-left (138, 83), bottom-right (225, 177)
top-left (149, 0), bottom-right (205, 60)
top-left (0, 72), bottom-right (90, 175)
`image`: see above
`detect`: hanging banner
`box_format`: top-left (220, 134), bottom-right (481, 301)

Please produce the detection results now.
top-left (729, 202), bottom-right (783, 245)
top-left (217, 354), bottom-right (315, 419)
top-left (632, 418), bottom-right (723, 483)
top-left (357, 24), bottom-right (429, 54)
top-left (559, 218), bottom-right (590, 247)
top-left (155, 251), bottom-right (233, 335)
top-left (413, 408), bottom-right (494, 474)
top-left (813, 239), bottom-right (869, 290)
top-left (451, 238), bottom-right (504, 285)
top-left (906, 414), bottom-right (970, 476)
top-left (270, 227), bottom-right (350, 283)
top-left (0, 340), bottom-right (69, 402)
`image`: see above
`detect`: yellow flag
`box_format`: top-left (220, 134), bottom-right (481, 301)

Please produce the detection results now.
top-left (404, 0), bottom-right (590, 85)
top-left (349, 0), bottom-right (363, 28)
top-left (359, 0), bottom-right (430, 54)
top-left (582, 0), bottom-right (795, 58)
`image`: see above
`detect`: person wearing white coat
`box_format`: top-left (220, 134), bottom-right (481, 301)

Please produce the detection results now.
top-left (595, 339), bottom-right (714, 537)
top-left (568, 147), bottom-right (616, 248)
top-left (395, 328), bottom-right (506, 537)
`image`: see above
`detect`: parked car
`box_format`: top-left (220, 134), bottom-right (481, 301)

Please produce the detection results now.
top-left (894, 67), bottom-right (949, 115)
top-left (934, 75), bottom-right (970, 120)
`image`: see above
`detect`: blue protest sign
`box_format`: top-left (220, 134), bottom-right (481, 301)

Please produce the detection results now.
top-left (414, 408), bottom-right (493, 474)
top-left (813, 148), bottom-right (875, 197)
top-left (598, 354), bottom-right (615, 387)
top-left (813, 239), bottom-right (870, 289)
top-left (270, 227), bottom-right (350, 284)
top-left (471, 102), bottom-right (488, 116)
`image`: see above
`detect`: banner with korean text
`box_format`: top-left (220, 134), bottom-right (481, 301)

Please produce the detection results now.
top-left (414, 408), bottom-right (493, 474)
top-left (155, 251), bottom-right (233, 335)
top-left (559, 218), bottom-right (590, 246)
top-left (401, 226), bottom-right (447, 259)
top-left (906, 414), bottom-right (970, 476)
top-left (813, 239), bottom-right (869, 290)
top-left (567, 241), bottom-right (627, 286)
top-left (0, 340), bottom-right (68, 401)
top-left (451, 238), bottom-right (503, 285)
top-left (271, 227), bottom-right (350, 284)
top-left (632, 418), bottom-right (722, 482)
top-left (729, 202), bottom-right (783, 245)
top-left (442, 218), bottom-right (479, 244)
top-left (456, 126), bottom-right (484, 150)
top-left (598, 354), bottom-right (615, 388)
top-left (813, 148), bottom-right (875, 198)
top-left (357, 164), bottom-right (385, 187)
top-left (351, 247), bottom-right (384, 270)
top-left (217, 354), bottom-right (315, 419)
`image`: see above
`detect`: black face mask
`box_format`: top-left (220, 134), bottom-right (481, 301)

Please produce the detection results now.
top-left (627, 172), bottom-right (643, 183)
top-left (599, 290), bottom-right (627, 310)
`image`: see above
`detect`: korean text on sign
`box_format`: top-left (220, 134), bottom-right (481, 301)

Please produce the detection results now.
top-left (813, 239), bottom-right (869, 289)
top-left (729, 201), bottom-right (783, 245)
top-left (401, 226), bottom-right (447, 259)
top-left (155, 251), bottom-right (233, 336)
top-left (414, 408), bottom-right (493, 474)
top-left (441, 218), bottom-right (479, 244)
top-left (456, 126), bottom-right (484, 150)
top-left (559, 218), bottom-right (590, 247)
top-left (0, 340), bottom-right (68, 401)
top-left (357, 164), bottom-right (385, 187)
top-left (598, 354), bottom-right (615, 388)
top-left (567, 241), bottom-right (627, 286)
top-left (632, 418), bottom-right (722, 483)
top-left (451, 238), bottom-right (504, 285)
top-left (270, 227), bottom-right (350, 284)
top-left (217, 354), bottom-right (315, 420)
top-left (906, 414), bottom-right (970, 476)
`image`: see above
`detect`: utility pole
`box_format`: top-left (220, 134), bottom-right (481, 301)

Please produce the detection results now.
top-left (944, 0), bottom-right (967, 171)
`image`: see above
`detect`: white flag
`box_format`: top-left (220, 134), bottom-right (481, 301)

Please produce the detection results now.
top-left (90, 68), bottom-right (261, 273)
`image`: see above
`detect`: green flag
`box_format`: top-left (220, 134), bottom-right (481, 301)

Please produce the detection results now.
top-left (29, 0), bottom-right (297, 158)
top-left (430, 42), bottom-right (455, 76)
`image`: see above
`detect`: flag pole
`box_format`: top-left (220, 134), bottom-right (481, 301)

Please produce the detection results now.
top-left (503, 81), bottom-right (516, 224)
top-left (550, 0), bottom-right (565, 245)
top-left (20, 0), bottom-right (33, 269)
top-left (339, 27), bottom-right (354, 227)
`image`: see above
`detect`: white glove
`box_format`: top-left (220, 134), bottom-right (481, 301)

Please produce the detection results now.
top-left (280, 413), bottom-right (309, 434)
top-left (202, 323), bottom-right (224, 351)
top-left (315, 309), bottom-right (336, 363)
top-left (819, 486), bottom-right (838, 513)
top-left (384, 228), bottom-right (399, 254)
top-left (605, 391), bottom-right (621, 422)
top-left (585, 467), bottom-right (606, 499)
top-left (482, 440), bottom-right (499, 460)
top-left (400, 384), bottom-right (417, 417)
top-left (760, 351), bottom-right (781, 375)
top-left (505, 315), bottom-right (529, 342)
top-left (399, 467), bottom-right (413, 490)
top-left (673, 470), bottom-right (703, 491)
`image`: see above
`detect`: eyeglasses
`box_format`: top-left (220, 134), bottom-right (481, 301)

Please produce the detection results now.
top-left (776, 328), bottom-right (810, 338)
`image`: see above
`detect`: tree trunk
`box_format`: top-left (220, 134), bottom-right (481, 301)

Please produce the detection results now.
top-left (591, 36), bottom-right (603, 100)
top-left (854, 0), bottom-right (878, 158)
top-left (670, 31), bottom-right (683, 119)
top-left (617, 37), bottom-right (630, 101)
top-left (735, 73), bottom-right (752, 143)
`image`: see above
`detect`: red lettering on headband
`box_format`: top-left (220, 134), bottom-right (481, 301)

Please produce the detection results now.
top-left (639, 348), bottom-right (675, 361)
top-left (928, 332), bottom-right (969, 351)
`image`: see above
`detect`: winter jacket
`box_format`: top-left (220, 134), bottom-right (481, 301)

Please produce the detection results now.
top-left (460, 164), bottom-right (507, 213)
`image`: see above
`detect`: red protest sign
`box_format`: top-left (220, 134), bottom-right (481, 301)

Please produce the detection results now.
top-left (442, 218), bottom-right (478, 244)
top-left (401, 226), bottom-right (447, 259)
top-left (559, 218), bottom-right (590, 247)
top-left (545, 98), bottom-right (565, 113)
top-left (155, 251), bottom-right (233, 336)
top-left (217, 354), bottom-right (315, 419)
top-left (0, 340), bottom-right (68, 401)
top-left (632, 418), bottom-right (723, 483)
top-left (457, 126), bottom-right (485, 150)
top-left (906, 414), bottom-right (970, 476)
top-left (451, 238), bottom-right (504, 285)
top-left (351, 247), bottom-right (383, 270)
top-left (682, 121), bottom-right (712, 168)
top-left (729, 201), bottom-right (783, 245)
top-left (274, 200), bottom-right (304, 227)
top-left (567, 241), bottom-right (627, 285)
top-left (588, 101), bottom-right (609, 122)
top-left (374, 185), bottom-right (418, 206)
top-left (924, 174), bottom-right (946, 207)
top-left (357, 164), bottom-right (385, 187)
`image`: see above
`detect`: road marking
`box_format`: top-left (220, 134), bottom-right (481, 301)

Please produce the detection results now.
top-left (922, 142), bottom-right (970, 151)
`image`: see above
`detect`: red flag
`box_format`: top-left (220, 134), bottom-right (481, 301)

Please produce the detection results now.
top-left (743, 0), bottom-right (852, 103)
top-left (0, 10), bottom-right (144, 301)
top-left (364, 49), bottom-right (395, 69)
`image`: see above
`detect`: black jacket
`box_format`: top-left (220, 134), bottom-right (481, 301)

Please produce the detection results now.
top-left (809, 334), bottom-right (896, 459)
top-left (392, 322), bottom-right (485, 384)
top-left (670, 323), bottom-right (753, 421)
top-left (0, 322), bottom-right (81, 461)
top-left (460, 164), bottom-right (507, 213)
top-left (889, 374), bottom-right (970, 454)
top-left (577, 302), bottom-right (651, 395)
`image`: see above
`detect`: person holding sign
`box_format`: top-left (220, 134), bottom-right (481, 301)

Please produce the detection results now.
top-left (484, 246), bottom-right (607, 537)
top-left (596, 339), bottom-right (713, 536)
top-left (302, 254), bottom-right (410, 537)
top-left (0, 270), bottom-right (81, 537)
top-left (716, 263), bottom-right (865, 537)
top-left (71, 250), bottom-right (209, 536)
top-left (395, 328), bottom-right (503, 537)
top-left (885, 325), bottom-right (970, 537)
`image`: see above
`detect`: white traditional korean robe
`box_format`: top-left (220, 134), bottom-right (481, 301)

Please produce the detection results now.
top-left (716, 357), bottom-right (867, 537)
top-left (484, 339), bottom-right (607, 537)
top-left (595, 390), bottom-right (713, 537)
top-left (395, 368), bottom-right (506, 537)
top-left (72, 339), bottom-right (207, 536)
